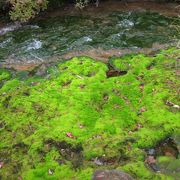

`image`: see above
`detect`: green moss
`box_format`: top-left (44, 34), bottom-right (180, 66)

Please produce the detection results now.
top-left (0, 69), bottom-right (11, 82)
top-left (122, 161), bottom-right (174, 180)
top-left (157, 156), bottom-right (180, 179)
top-left (0, 48), bottom-right (179, 179)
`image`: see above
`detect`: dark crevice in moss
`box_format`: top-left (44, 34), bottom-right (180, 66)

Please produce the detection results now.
top-left (45, 140), bottom-right (83, 169)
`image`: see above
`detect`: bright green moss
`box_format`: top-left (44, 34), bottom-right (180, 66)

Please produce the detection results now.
top-left (0, 49), bottom-right (179, 179)
top-left (0, 69), bottom-right (11, 82)
top-left (122, 161), bottom-right (174, 180)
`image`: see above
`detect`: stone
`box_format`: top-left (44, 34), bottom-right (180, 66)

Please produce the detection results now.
top-left (35, 64), bottom-right (47, 76)
top-left (92, 170), bottom-right (134, 180)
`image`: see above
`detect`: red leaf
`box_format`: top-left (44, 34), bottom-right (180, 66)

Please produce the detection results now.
top-left (0, 162), bottom-right (4, 169)
top-left (66, 132), bottom-right (76, 139)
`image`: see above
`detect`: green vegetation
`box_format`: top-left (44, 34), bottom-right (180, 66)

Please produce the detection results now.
top-left (0, 0), bottom-right (78, 22)
top-left (0, 0), bottom-right (179, 22)
top-left (9, 0), bottom-right (48, 22)
top-left (0, 48), bottom-right (179, 179)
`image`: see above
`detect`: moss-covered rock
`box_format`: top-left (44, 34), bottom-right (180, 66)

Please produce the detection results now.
top-left (0, 48), bottom-right (179, 179)
top-left (0, 69), bottom-right (11, 83)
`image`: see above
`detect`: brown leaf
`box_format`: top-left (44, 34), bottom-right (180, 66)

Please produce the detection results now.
top-left (139, 83), bottom-right (144, 91)
top-left (66, 132), bottom-right (76, 139)
top-left (139, 106), bottom-right (146, 114)
top-left (145, 156), bottom-right (156, 164)
top-left (0, 162), bottom-right (4, 169)
top-left (48, 169), bottom-right (53, 175)
top-left (79, 124), bottom-right (84, 129)
top-left (128, 131), bottom-right (133, 135)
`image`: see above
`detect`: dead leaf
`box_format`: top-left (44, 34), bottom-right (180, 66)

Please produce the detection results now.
top-left (139, 106), bottom-right (146, 114)
top-left (145, 156), bottom-right (156, 164)
top-left (48, 169), bottom-right (53, 175)
top-left (94, 157), bottom-right (103, 166)
top-left (0, 162), bottom-right (4, 169)
top-left (79, 124), bottom-right (84, 129)
top-left (66, 132), bottom-right (76, 139)
top-left (139, 83), bottom-right (144, 90)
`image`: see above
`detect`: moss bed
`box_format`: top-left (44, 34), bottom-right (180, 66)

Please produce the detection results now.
top-left (0, 48), bottom-right (180, 179)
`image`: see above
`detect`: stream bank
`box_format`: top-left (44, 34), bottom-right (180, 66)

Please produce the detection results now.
top-left (0, 0), bottom-right (179, 70)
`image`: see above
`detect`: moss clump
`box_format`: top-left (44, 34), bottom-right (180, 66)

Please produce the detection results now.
top-left (0, 49), bottom-right (179, 179)
top-left (157, 156), bottom-right (180, 178)
top-left (121, 161), bottom-right (174, 180)
top-left (0, 69), bottom-right (11, 83)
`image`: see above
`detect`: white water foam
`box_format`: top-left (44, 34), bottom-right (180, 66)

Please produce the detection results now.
top-left (0, 37), bottom-right (12, 48)
top-left (117, 19), bottom-right (134, 28)
top-left (0, 22), bottom-right (22, 36)
top-left (26, 39), bottom-right (42, 51)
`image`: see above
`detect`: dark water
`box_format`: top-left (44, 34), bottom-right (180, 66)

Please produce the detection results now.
top-left (0, 11), bottom-right (179, 64)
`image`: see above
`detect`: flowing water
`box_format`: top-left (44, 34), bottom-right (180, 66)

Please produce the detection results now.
top-left (0, 11), bottom-right (179, 65)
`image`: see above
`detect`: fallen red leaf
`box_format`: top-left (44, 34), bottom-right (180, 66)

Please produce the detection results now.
top-left (139, 106), bottom-right (146, 114)
top-left (0, 162), bottom-right (4, 169)
top-left (66, 132), bottom-right (76, 139)
top-left (145, 156), bottom-right (156, 164)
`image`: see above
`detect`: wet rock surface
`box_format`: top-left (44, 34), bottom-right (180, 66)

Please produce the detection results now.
top-left (92, 170), bottom-right (134, 180)
top-left (155, 137), bottom-right (179, 158)
top-left (146, 133), bottom-right (180, 176)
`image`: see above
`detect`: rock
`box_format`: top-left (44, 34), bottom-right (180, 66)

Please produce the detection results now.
top-left (145, 155), bottom-right (156, 164)
top-left (147, 148), bottom-right (155, 156)
top-left (35, 64), bottom-right (47, 76)
top-left (0, 162), bottom-right (4, 169)
top-left (155, 137), bottom-right (179, 158)
top-left (150, 163), bottom-right (161, 172)
top-left (146, 133), bottom-right (180, 174)
top-left (92, 170), bottom-right (134, 180)
top-left (145, 155), bottom-right (160, 172)
top-left (48, 169), bottom-right (53, 175)
top-left (171, 133), bottom-right (180, 156)
top-left (94, 157), bottom-right (103, 166)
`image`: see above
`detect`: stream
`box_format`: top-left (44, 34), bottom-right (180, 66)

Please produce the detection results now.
top-left (0, 9), bottom-right (179, 67)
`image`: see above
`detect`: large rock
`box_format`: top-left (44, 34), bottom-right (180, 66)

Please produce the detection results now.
top-left (92, 170), bottom-right (134, 180)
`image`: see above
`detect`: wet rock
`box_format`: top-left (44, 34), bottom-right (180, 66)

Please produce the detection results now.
top-left (57, 159), bottom-right (65, 165)
top-left (155, 137), bottom-right (179, 158)
top-left (147, 148), bottom-right (156, 156)
top-left (146, 133), bottom-right (180, 175)
top-left (172, 133), bottom-right (180, 155)
top-left (92, 170), bottom-right (134, 180)
top-left (94, 157), bottom-right (104, 166)
top-left (145, 156), bottom-right (160, 172)
top-left (35, 64), bottom-right (47, 76)
top-left (48, 169), bottom-right (53, 175)
top-left (148, 163), bottom-right (160, 172)
top-left (106, 67), bottom-right (127, 78)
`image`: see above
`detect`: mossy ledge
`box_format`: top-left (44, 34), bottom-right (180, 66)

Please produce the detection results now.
top-left (0, 48), bottom-right (180, 179)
